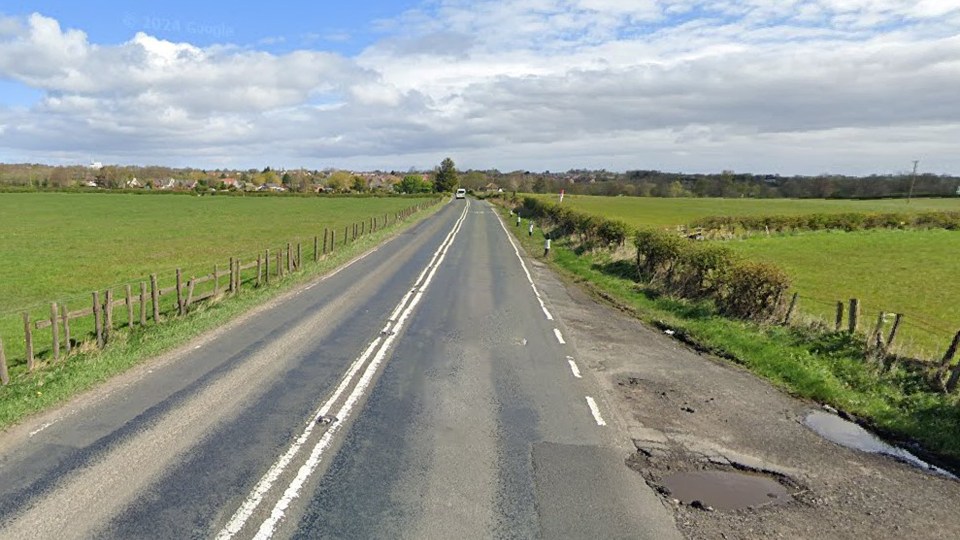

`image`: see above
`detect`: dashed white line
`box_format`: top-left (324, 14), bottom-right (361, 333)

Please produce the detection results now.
top-left (553, 328), bottom-right (566, 344)
top-left (217, 202), bottom-right (470, 540)
top-left (566, 356), bottom-right (582, 379)
top-left (585, 396), bottom-right (607, 426)
top-left (494, 211), bottom-right (554, 321)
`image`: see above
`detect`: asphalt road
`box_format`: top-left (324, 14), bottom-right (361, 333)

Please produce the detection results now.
top-left (0, 199), bottom-right (678, 539)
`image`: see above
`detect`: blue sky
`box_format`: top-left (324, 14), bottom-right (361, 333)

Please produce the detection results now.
top-left (1, 1), bottom-right (959, 174)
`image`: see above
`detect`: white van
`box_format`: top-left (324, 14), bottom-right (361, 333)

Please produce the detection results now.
top-left (455, 188), bottom-right (466, 199)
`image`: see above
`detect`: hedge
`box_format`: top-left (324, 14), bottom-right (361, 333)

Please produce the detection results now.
top-left (691, 211), bottom-right (960, 233)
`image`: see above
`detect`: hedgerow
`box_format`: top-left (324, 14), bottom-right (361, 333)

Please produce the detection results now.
top-left (691, 211), bottom-right (960, 233)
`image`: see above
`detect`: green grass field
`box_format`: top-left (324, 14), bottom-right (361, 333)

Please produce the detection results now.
top-left (725, 229), bottom-right (960, 358)
top-left (531, 194), bottom-right (960, 228)
top-left (0, 192), bottom-right (436, 365)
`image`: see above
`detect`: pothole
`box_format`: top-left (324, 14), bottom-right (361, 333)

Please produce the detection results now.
top-left (659, 470), bottom-right (792, 512)
top-left (804, 411), bottom-right (957, 479)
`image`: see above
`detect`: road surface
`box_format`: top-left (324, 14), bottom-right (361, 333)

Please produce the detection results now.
top-left (0, 200), bottom-right (678, 539)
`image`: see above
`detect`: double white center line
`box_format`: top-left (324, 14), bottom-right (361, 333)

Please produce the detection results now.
top-left (217, 202), bottom-right (470, 540)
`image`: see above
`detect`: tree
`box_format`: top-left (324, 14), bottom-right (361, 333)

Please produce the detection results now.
top-left (434, 157), bottom-right (458, 193)
top-left (326, 170), bottom-right (352, 192)
top-left (398, 174), bottom-right (432, 194)
top-left (351, 175), bottom-right (368, 192)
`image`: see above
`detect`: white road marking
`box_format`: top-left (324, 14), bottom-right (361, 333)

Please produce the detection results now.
top-left (566, 357), bottom-right (582, 379)
top-left (585, 396), bottom-right (607, 426)
top-left (553, 328), bottom-right (566, 344)
top-left (29, 422), bottom-right (54, 438)
top-left (493, 210), bottom-right (554, 321)
top-left (217, 202), bottom-right (470, 540)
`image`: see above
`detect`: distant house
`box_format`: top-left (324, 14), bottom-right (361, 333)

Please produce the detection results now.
top-left (155, 178), bottom-right (177, 190)
top-left (82, 180), bottom-right (98, 188)
top-left (481, 182), bottom-right (500, 192)
top-left (221, 177), bottom-right (240, 189)
top-left (259, 183), bottom-right (286, 192)
top-left (125, 178), bottom-right (142, 188)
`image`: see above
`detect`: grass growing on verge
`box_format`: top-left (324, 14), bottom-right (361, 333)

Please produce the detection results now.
top-left (496, 205), bottom-right (960, 464)
top-left (0, 202), bottom-right (444, 430)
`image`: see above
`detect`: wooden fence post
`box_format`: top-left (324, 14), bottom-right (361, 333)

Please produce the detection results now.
top-left (331, 230), bottom-right (336, 252)
top-left (323, 228), bottom-right (329, 255)
top-left (885, 314), bottom-right (902, 351)
top-left (361, 220), bottom-right (365, 236)
top-left (176, 268), bottom-right (185, 316)
top-left (0, 338), bottom-right (8, 385)
top-left (93, 291), bottom-right (103, 348)
top-left (185, 278), bottom-right (196, 310)
top-left (297, 242), bottom-right (302, 270)
top-left (103, 289), bottom-right (113, 345)
top-left (50, 302), bottom-right (60, 362)
top-left (782, 293), bottom-right (799, 325)
top-left (150, 274), bottom-right (160, 323)
top-left (22, 312), bottom-right (34, 371)
top-left (835, 301), bottom-right (844, 331)
top-left (848, 299), bottom-right (859, 334)
top-left (314, 236), bottom-right (319, 262)
top-left (257, 255), bottom-right (263, 286)
top-left (228, 259), bottom-right (234, 294)
top-left (125, 285), bottom-right (134, 329)
top-left (277, 251), bottom-right (283, 278)
top-left (235, 259), bottom-right (241, 292)
top-left (344, 225), bottom-right (348, 245)
top-left (265, 250), bottom-right (270, 284)
top-left (935, 331), bottom-right (960, 384)
top-left (869, 312), bottom-right (886, 351)
top-left (214, 264), bottom-right (220, 296)
top-left (286, 243), bottom-right (292, 273)
top-left (62, 303), bottom-right (71, 354)
top-left (139, 282), bottom-right (147, 325)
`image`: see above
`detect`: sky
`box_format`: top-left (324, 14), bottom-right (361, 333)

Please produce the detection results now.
top-left (0, 0), bottom-right (959, 175)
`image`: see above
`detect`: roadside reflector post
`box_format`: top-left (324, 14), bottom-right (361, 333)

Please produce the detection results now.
top-left (517, 215), bottom-right (521, 227)
top-left (544, 238), bottom-right (551, 257)
top-left (529, 222), bottom-right (534, 236)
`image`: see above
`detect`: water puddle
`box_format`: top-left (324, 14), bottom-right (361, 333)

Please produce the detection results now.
top-left (659, 470), bottom-right (791, 511)
top-left (804, 411), bottom-right (957, 479)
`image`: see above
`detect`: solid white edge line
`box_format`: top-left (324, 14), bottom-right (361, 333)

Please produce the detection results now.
top-left (493, 209), bottom-right (554, 321)
top-left (585, 396), bottom-right (607, 427)
top-left (567, 358), bottom-right (582, 379)
top-left (553, 328), bottom-right (566, 345)
top-left (217, 203), bottom-right (469, 540)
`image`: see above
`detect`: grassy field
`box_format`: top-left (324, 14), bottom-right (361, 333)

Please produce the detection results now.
top-left (0, 192), bottom-right (436, 365)
top-left (725, 229), bottom-right (960, 358)
top-left (530, 194), bottom-right (960, 228)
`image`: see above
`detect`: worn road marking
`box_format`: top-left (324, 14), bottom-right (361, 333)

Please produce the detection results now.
top-left (217, 202), bottom-right (469, 540)
top-left (585, 396), bottom-right (607, 426)
top-left (553, 328), bottom-right (566, 344)
top-left (566, 357), bottom-right (582, 379)
top-left (494, 210), bottom-right (554, 321)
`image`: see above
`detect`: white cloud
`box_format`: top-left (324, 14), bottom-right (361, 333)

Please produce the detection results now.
top-left (1, 3), bottom-right (959, 174)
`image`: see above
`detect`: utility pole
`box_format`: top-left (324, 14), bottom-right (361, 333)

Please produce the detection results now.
top-left (907, 159), bottom-right (919, 204)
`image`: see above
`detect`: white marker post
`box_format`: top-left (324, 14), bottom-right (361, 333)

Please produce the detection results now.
top-left (528, 222), bottom-right (534, 236)
top-left (516, 215), bottom-right (521, 227)
top-left (544, 238), bottom-right (551, 257)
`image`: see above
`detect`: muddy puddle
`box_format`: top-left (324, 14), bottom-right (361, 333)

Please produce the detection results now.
top-left (659, 470), bottom-right (792, 511)
top-left (804, 411), bottom-right (957, 479)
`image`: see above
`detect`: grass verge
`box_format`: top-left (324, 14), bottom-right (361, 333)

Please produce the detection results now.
top-left (0, 201), bottom-right (444, 430)
top-left (495, 204), bottom-right (960, 468)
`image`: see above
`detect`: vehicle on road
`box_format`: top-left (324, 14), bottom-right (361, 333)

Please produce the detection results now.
top-left (455, 188), bottom-right (466, 199)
